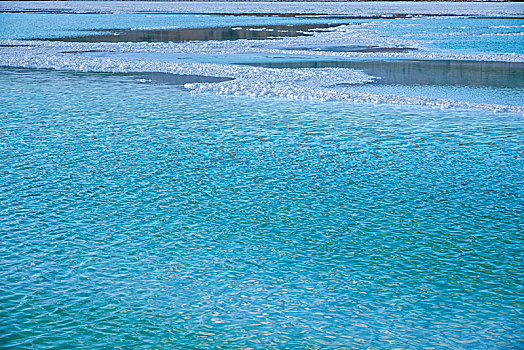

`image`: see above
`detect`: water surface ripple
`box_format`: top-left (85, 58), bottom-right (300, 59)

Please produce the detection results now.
top-left (0, 68), bottom-right (523, 349)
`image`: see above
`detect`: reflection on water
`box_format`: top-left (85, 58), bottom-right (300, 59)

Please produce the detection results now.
top-left (49, 23), bottom-right (341, 43)
top-left (243, 59), bottom-right (524, 89)
top-left (129, 72), bottom-right (233, 85)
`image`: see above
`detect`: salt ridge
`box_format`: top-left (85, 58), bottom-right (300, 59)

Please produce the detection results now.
top-left (0, 2), bottom-right (523, 113)
top-left (1, 40), bottom-right (522, 114)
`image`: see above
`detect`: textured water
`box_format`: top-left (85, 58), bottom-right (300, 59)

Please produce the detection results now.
top-left (1, 2), bottom-right (524, 348)
top-left (1, 68), bottom-right (523, 349)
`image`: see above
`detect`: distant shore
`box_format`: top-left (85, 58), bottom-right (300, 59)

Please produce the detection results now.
top-left (2, 1), bottom-right (523, 17)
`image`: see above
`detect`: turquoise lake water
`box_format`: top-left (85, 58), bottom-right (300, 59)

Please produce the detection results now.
top-left (1, 5), bottom-right (524, 349)
top-left (1, 68), bottom-right (523, 349)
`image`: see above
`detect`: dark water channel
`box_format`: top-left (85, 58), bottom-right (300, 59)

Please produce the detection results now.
top-left (242, 59), bottom-right (524, 89)
top-left (48, 23), bottom-right (342, 43)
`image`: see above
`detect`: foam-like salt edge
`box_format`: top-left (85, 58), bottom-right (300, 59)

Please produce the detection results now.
top-left (188, 79), bottom-right (524, 114)
top-left (1, 41), bottom-right (522, 114)
top-left (1, 15), bottom-right (523, 114)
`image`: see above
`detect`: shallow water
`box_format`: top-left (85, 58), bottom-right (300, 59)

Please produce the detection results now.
top-left (49, 23), bottom-right (342, 43)
top-left (243, 59), bottom-right (524, 89)
top-left (1, 68), bottom-right (523, 349)
top-left (242, 59), bottom-right (524, 107)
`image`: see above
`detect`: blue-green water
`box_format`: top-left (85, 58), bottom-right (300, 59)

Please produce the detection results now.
top-left (1, 68), bottom-right (523, 349)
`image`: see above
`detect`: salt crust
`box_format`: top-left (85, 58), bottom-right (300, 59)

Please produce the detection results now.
top-left (1, 2), bottom-right (523, 113)
top-left (1, 38), bottom-right (522, 113)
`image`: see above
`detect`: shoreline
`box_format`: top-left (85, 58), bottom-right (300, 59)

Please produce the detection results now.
top-left (2, 1), bottom-right (523, 17)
